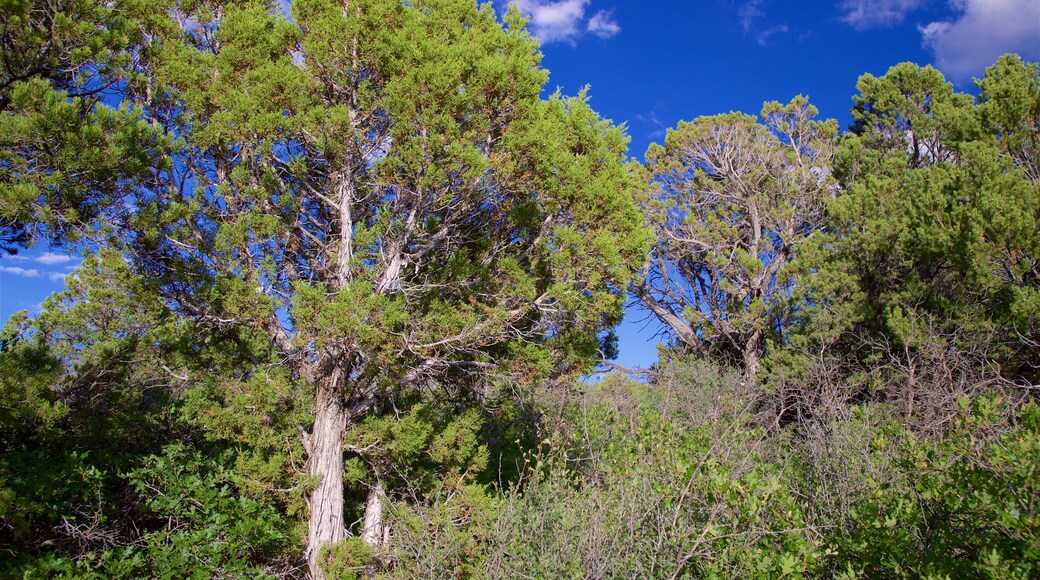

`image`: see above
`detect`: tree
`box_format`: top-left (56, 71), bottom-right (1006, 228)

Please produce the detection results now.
top-left (0, 0), bottom-right (166, 253)
top-left (637, 97), bottom-right (837, 385)
top-left (848, 62), bottom-right (979, 168)
top-left (0, 252), bottom-right (180, 567)
top-left (0, 0), bottom-right (134, 107)
top-left (0, 0), bottom-right (650, 576)
top-left (0, 248), bottom-right (309, 576)
top-left (976, 54), bottom-right (1040, 183)
top-left (816, 58), bottom-right (1040, 382)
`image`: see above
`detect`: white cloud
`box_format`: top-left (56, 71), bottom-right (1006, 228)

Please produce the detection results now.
top-left (47, 272), bottom-right (69, 282)
top-left (637, 109), bottom-right (667, 140)
top-left (512, 0), bottom-right (588, 44)
top-left (509, 1), bottom-right (621, 44)
top-left (587, 9), bottom-right (620, 38)
top-left (0, 266), bottom-right (41, 278)
top-left (737, 1), bottom-right (790, 44)
top-left (757, 23), bottom-right (790, 45)
top-left (35, 252), bottom-right (73, 266)
top-left (920, 0), bottom-right (1040, 83)
top-left (839, 0), bottom-right (925, 29)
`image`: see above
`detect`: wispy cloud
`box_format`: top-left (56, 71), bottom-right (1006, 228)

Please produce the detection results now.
top-left (737, 1), bottom-right (791, 45)
top-left (1, 251), bottom-right (79, 283)
top-left (920, 0), bottom-right (1040, 83)
top-left (739, 0), bottom-right (765, 33)
top-left (839, 0), bottom-right (925, 29)
top-left (757, 24), bottom-right (790, 45)
top-left (508, 1), bottom-right (620, 44)
top-left (636, 109), bottom-right (667, 141)
top-left (0, 265), bottom-right (41, 278)
top-left (587, 9), bottom-right (620, 38)
top-left (6, 251), bottom-right (76, 265)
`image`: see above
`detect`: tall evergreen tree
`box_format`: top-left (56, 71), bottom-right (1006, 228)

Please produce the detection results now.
top-left (3, 0), bottom-right (649, 575)
top-left (809, 58), bottom-right (1040, 382)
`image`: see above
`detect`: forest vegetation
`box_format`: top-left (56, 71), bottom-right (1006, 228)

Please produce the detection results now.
top-left (1, 0), bottom-right (1038, 578)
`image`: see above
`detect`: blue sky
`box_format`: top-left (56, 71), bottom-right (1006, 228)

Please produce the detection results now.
top-left (515, 0), bottom-right (1040, 369)
top-left (2, 0), bottom-right (1038, 368)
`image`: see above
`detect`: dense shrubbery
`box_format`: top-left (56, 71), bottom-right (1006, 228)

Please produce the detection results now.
top-left (6, 345), bottom-right (1038, 577)
top-left (361, 357), bottom-right (1039, 578)
top-left (483, 361), bottom-right (828, 578)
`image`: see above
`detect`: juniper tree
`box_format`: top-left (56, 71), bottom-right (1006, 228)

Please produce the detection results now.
top-left (0, 0), bottom-right (649, 575)
top-left (637, 97), bottom-right (837, 385)
top-left (814, 59), bottom-right (1040, 382)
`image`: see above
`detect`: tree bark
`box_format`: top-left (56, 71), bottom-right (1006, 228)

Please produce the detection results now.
top-left (306, 387), bottom-right (348, 580)
top-left (361, 478), bottom-right (385, 548)
top-left (742, 329), bottom-right (763, 388)
top-left (335, 171), bottom-right (354, 288)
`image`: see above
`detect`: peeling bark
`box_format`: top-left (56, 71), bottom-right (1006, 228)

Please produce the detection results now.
top-left (361, 478), bottom-right (385, 548)
top-left (335, 171), bottom-right (354, 288)
top-left (306, 388), bottom-right (348, 580)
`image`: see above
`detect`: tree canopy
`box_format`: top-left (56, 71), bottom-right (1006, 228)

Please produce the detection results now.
top-left (637, 96), bottom-right (837, 384)
top-left (2, 0), bottom-right (650, 576)
top-left (811, 57), bottom-right (1040, 382)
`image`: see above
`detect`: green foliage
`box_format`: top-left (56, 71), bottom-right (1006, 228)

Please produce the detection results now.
top-left (0, 80), bottom-right (169, 252)
top-left (2, 4), bottom-right (1038, 576)
top-left (0, 253), bottom-right (177, 560)
top-left (830, 397), bottom-right (1040, 578)
top-left (483, 359), bottom-right (830, 578)
top-left (0, 250), bottom-right (304, 576)
top-left (182, 362), bottom-right (311, 519)
top-left (0, 0), bottom-right (169, 252)
top-left (120, 443), bottom-right (296, 578)
top-left (2, 0), bottom-right (652, 572)
top-left (113, 2), bottom-right (649, 572)
top-left (385, 483), bottom-right (500, 578)
top-left (476, 357), bottom-right (1040, 579)
top-left (10, 444), bottom-right (297, 579)
top-left (639, 96), bottom-right (837, 381)
top-left (320, 537), bottom-right (373, 580)
top-left (800, 57), bottom-right (1040, 382)
top-left (345, 403), bottom-right (489, 493)
top-left (0, 0), bottom-right (135, 99)
top-left (0, 312), bottom-right (65, 440)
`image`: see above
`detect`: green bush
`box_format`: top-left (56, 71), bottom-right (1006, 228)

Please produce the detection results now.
top-left (483, 362), bottom-right (831, 578)
top-left (833, 396), bottom-right (1040, 578)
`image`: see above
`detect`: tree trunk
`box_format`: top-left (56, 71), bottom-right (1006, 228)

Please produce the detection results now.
top-left (361, 478), bottom-right (385, 548)
top-left (742, 330), bottom-right (763, 388)
top-left (307, 388), bottom-right (348, 580)
top-left (362, 477), bottom-right (386, 577)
